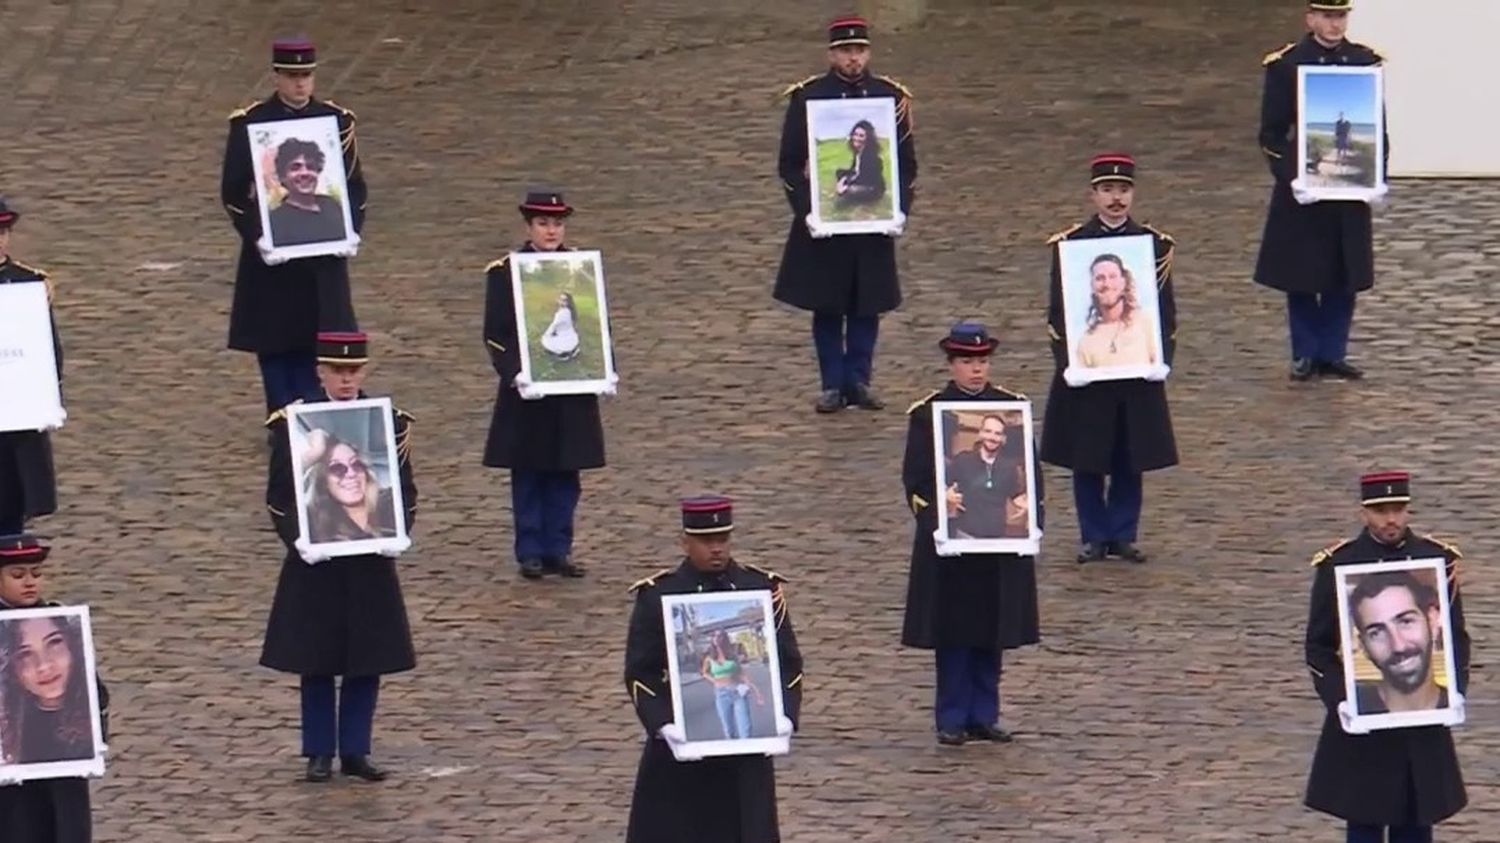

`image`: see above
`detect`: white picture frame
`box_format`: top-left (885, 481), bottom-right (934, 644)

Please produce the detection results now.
top-left (1058, 233), bottom-right (1169, 386)
top-left (286, 397), bottom-right (409, 560)
top-left (805, 97), bottom-right (902, 236)
top-left (0, 282), bottom-right (65, 433)
top-left (1334, 556), bottom-right (1462, 733)
top-left (246, 114), bottom-right (360, 262)
top-left (1296, 65), bottom-right (1387, 202)
top-left (509, 249), bottom-right (618, 397)
top-left (0, 605), bottom-right (107, 782)
top-left (930, 400), bottom-right (1042, 557)
top-left (660, 590), bottom-right (790, 759)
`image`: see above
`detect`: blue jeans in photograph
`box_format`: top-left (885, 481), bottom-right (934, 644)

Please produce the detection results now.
top-left (714, 685), bottom-right (752, 739)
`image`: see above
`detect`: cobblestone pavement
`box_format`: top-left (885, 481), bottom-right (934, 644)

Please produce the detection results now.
top-left (4, 0), bottom-right (1498, 839)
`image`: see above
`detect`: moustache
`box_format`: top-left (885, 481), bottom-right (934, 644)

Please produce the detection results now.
top-left (1384, 648), bottom-right (1424, 668)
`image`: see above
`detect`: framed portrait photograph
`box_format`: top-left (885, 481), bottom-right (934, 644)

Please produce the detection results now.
top-left (930, 400), bottom-right (1041, 557)
top-left (0, 282), bottom-right (64, 433)
top-left (1058, 233), bottom-right (1169, 386)
top-left (0, 605), bottom-right (107, 782)
top-left (660, 590), bottom-right (790, 759)
top-left (246, 114), bottom-right (359, 262)
top-left (286, 397), bottom-right (409, 560)
top-left (1334, 557), bottom-right (1462, 733)
top-left (1297, 65), bottom-right (1387, 201)
top-left (509, 249), bottom-right (618, 396)
top-left (805, 97), bottom-right (902, 235)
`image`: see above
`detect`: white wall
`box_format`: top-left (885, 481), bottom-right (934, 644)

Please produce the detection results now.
top-left (1354, 0), bottom-right (1500, 177)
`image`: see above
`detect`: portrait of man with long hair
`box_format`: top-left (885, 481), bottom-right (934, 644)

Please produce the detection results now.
top-left (1075, 253), bottom-right (1160, 369)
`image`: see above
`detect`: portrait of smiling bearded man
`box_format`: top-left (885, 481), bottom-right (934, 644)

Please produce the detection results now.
top-left (268, 137), bottom-right (348, 247)
top-left (1350, 570), bottom-right (1447, 714)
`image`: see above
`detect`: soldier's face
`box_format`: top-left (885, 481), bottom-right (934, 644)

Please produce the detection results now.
top-left (0, 226), bottom-right (9, 259)
top-left (0, 564), bottom-right (44, 608)
top-left (828, 45), bottom-right (870, 78)
top-left (318, 362), bottom-right (368, 400)
top-left (1091, 182), bottom-right (1133, 221)
top-left (527, 216), bottom-right (566, 251)
top-left (1354, 586), bottom-right (1438, 693)
top-left (283, 156), bottom-right (322, 197)
top-left (1306, 11), bottom-right (1348, 44)
top-left (275, 70), bottom-right (315, 105)
top-left (948, 354), bottom-right (991, 391)
top-left (1361, 502), bottom-right (1409, 544)
top-left (682, 533), bottom-right (731, 571)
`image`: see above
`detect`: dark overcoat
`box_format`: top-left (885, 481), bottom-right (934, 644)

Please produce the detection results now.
top-left (901, 382), bottom-right (1042, 651)
top-left (1041, 216), bottom-right (1179, 475)
top-left (260, 397), bottom-right (417, 677)
top-left (220, 95), bottom-right (364, 355)
top-left (624, 560), bottom-right (804, 843)
top-left (481, 245), bottom-right (606, 472)
top-left (1304, 529), bottom-right (1468, 826)
top-left (0, 259), bottom-right (61, 524)
top-left (772, 70), bottom-right (916, 317)
top-left (1254, 34), bottom-right (1385, 296)
top-left (0, 599), bottom-right (109, 843)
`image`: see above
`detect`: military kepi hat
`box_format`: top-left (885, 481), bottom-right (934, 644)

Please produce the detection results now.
top-left (1360, 471), bottom-right (1411, 506)
top-left (519, 188), bottom-right (574, 219)
top-left (939, 321), bottom-right (1000, 356)
top-left (828, 16), bottom-right (871, 48)
top-left (0, 533), bottom-right (49, 566)
top-left (682, 496), bottom-right (734, 535)
top-left (316, 330), bottom-right (369, 365)
top-left (1091, 153), bottom-right (1136, 186)
top-left (272, 38), bottom-right (317, 71)
top-left (0, 195), bottom-right (18, 228)
top-left (1308, 0), bottom-right (1353, 11)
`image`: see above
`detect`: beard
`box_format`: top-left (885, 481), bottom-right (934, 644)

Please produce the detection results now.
top-left (1377, 643), bottom-right (1433, 693)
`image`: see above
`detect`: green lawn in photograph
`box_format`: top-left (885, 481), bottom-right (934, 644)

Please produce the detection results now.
top-left (518, 260), bottom-right (608, 383)
top-left (814, 137), bottom-right (895, 223)
top-left (1303, 132), bottom-right (1378, 189)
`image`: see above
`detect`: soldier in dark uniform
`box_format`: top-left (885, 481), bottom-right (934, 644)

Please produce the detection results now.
top-left (221, 38), bottom-right (364, 413)
top-left (0, 197), bottom-right (61, 537)
top-left (1042, 155), bottom-right (1178, 565)
top-left (1255, 0), bottom-right (1387, 382)
top-left (902, 323), bottom-right (1041, 746)
top-left (624, 497), bottom-right (802, 843)
top-left (482, 190), bottom-right (606, 580)
top-left (0, 533), bottom-right (110, 843)
top-left (1305, 471), bottom-right (1469, 843)
top-left (774, 16), bottom-right (917, 414)
top-left (261, 332), bottom-right (416, 784)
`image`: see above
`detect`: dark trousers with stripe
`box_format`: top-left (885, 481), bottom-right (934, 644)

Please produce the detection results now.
top-left (1286, 291), bottom-right (1356, 363)
top-left (1072, 427), bottom-right (1143, 544)
top-left (934, 646), bottom-right (1001, 732)
top-left (258, 350), bottom-right (321, 413)
top-left (301, 675), bottom-right (380, 757)
top-left (812, 312), bottom-right (880, 394)
top-left (511, 469), bottom-right (581, 562)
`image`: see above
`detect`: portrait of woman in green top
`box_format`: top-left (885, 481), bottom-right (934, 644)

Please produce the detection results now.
top-left (699, 630), bottom-right (765, 739)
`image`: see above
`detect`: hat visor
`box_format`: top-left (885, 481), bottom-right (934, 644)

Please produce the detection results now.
top-left (683, 525), bottom-right (734, 535)
top-left (828, 37), bottom-right (871, 48)
top-left (0, 548), bottom-right (48, 565)
top-left (1361, 495), bottom-right (1410, 506)
top-left (0, 212), bottom-right (18, 227)
top-left (939, 338), bottom-right (1000, 355)
top-left (1091, 175), bottom-right (1135, 185)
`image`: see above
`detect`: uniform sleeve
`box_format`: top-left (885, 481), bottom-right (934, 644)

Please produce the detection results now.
top-left (1032, 440), bottom-right (1045, 533)
top-left (777, 93), bottom-right (812, 218)
top-left (902, 405), bottom-right (935, 519)
top-left (339, 110), bottom-right (368, 234)
top-left (95, 673), bottom-right (110, 743)
top-left (1155, 235), bottom-right (1177, 365)
top-left (1258, 62), bottom-right (1296, 183)
top-left (396, 414), bottom-right (417, 532)
top-left (1047, 245), bottom-right (1068, 369)
top-left (1305, 561), bottom-right (1345, 709)
top-left (483, 265), bottom-right (521, 380)
top-left (265, 420), bottom-right (300, 550)
top-left (46, 293), bottom-right (63, 382)
top-left (895, 94), bottom-right (917, 214)
top-left (1446, 554), bottom-right (1470, 694)
top-left (772, 582), bottom-right (804, 728)
top-left (623, 589), bottom-right (674, 735)
top-left (220, 117), bottom-right (260, 240)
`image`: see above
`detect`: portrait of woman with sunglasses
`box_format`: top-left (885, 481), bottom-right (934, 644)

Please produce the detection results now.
top-left (299, 429), bottom-right (399, 544)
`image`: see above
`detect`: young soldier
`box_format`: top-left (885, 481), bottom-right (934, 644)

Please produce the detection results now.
top-left (1255, 0), bottom-right (1386, 381)
top-left (0, 533), bottom-right (110, 843)
top-left (774, 16), bottom-right (917, 414)
top-left (624, 497), bottom-right (801, 843)
top-left (1305, 472), bottom-right (1468, 843)
top-left (0, 197), bottom-right (61, 536)
top-left (482, 190), bottom-right (608, 580)
top-left (221, 38), bottom-right (365, 412)
top-left (1042, 154), bottom-right (1178, 565)
top-left (901, 323), bottom-right (1041, 746)
top-left (261, 332), bottom-right (416, 783)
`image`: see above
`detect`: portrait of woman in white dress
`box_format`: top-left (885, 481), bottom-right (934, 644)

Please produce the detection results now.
top-left (539, 292), bottom-right (580, 360)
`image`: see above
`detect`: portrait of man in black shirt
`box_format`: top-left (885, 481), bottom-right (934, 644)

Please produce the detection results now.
top-left (267, 137), bottom-right (348, 248)
top-left (944, 413), bottom-right (1026, 540)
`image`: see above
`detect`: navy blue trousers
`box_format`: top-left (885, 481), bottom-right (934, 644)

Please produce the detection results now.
top-left (511, 469), bottom-right (581, 562)
top-left (1072, 427), bottom-right (1142, 544)
top-left (811, 312), bottom-right (879, 394)
top-left (257, 350), bottom-right (320, 413)
top-left (1346, 823), bottom-right (1431, 843)
top-left (301, 675), bottom-right (380, 757)
top-left (934, 646), bottom-right (1000, 732)
top-left (1286, 291), bottom-right (1356, 363)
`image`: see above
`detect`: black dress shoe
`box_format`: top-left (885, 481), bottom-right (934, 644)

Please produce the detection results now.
top-left (936, 729), bottom-right (968, 746)
top-left (814, 389), bottom-right (846, 414)
top-left (1318, 359), bottom-right (1364, 380)
top-left (305, 755), bottom-right (333, 783)
top-left (1076, 542), bottom-right (1106, 564)
top-left (848, 384), bottom-right (885, 410)
top-left (340, 755), bottom-right (389, 782)
top-left (966, 724), bottom-right (1014, 743)
top-left (518, 558), bottom-right (546, 579)
top-left (1289, 358), bottom-right (1315, 381)
top-left (551, 556), bottom-right (586, 578)
top-left (1108, 541), bottom-right (1148, 564)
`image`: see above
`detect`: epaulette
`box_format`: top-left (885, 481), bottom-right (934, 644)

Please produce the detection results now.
top-left (744, 563), bottom-right (788, 584)
top-left (779, 74), bottom-right (820, 99)
top-left (1263, 41), bottom-right (1295, 67)
top-left (993, 383), bottom-right (1028, 401)
top-left (875, 74), bottom-right (913, 100)
top-left (1423, 534), bottom-right (1462, 559)
top-left (323, 99), bottom-right (357, 121)
top-left (227, 100), bottom-right (258, 121)
top-left (906, 389), bottom-right (940, 414)
top-left (395, 408), bottom-right (414, 461)
top-left (264, 399), bottom-right (302, 428)
top-left (394, 407), bottom-right (415, 423)
top-left (484, 257), bottom-right (509, 274)
top-left (1310, 538), bottom-right (1353, 567)
top-left (1145, 224), bottom-right (1175, 284)
top-left (628, 569), bottom-right (672, 594)
top-left (10, 261), bottom-right (53, 301)
top-left (1143, 223), bottom-right (1174, 245)
top-left (1046, 223), bottom-right (1083, 245)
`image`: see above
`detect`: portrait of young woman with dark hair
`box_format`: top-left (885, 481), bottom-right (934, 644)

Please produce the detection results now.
top-left (833, 118), bottom-right (887, 207)
top-left (0, 614), bottom-right (95, 766)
